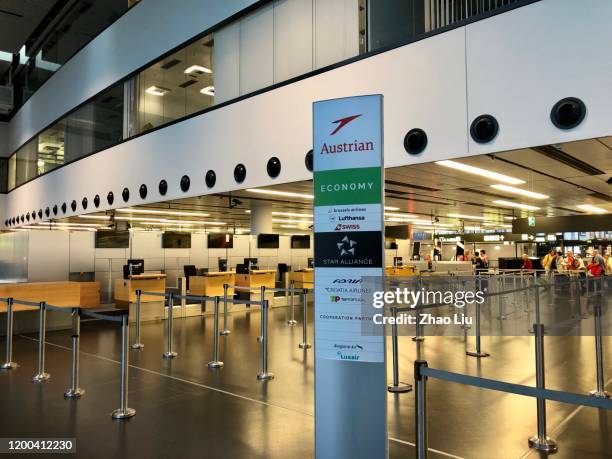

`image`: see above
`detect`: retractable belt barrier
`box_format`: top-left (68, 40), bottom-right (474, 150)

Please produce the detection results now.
top-left (0, 299), bottom-right (134, 420)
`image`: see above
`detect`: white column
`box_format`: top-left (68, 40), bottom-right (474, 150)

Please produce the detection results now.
top-left (250, 201), bottom-right (272, 235)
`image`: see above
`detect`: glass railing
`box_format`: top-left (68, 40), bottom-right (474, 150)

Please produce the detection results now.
top-left (4, 0), bottom-right (532, 192)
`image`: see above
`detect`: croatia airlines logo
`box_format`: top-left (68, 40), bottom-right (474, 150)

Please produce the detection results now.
top-left (330, 114), bottom-right (362, 135)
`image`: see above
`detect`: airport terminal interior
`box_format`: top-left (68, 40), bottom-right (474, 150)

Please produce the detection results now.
top-left (0, 1), bottom-right (611, 458)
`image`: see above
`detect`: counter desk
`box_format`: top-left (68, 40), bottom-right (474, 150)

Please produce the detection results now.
top-left (189, 271), bottom-right (235, 297)
top-left (288, 269), bottom-right (313, 289)
top-left (114, 274), bottom-right (166, 322)
top-left (235, 269), bottom-right (276, 302)
top-left (0, 281), bottom-right (101, 333)
top-left (385, 266), bottom-right (416, 277)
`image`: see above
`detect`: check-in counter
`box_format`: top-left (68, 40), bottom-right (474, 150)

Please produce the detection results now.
top-left (385, 266), bottom-right (416, 277)
top-left (289, 269), bottom-right (313, 289)
top-left (189, 272), bottom-right (235, 297)
top-left (0, 281), bottom-right (101, 334)
top-left (114, 274), bottom-right (166, 322)
top-left (235, 269), bottom-right (276, 302)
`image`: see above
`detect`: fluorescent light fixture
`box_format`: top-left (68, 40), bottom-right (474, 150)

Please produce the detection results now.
top-left (246, 189), bottom-right (314, 200)
top-left (200, 86), bottom-right (214, 96)
top-left (35, 222), bottom-right (101, 228)
top-left (384, 206), bottom-right (400, 211)
top-left (115, 216), bottom-right (225, 225)
top-left (145, 85), bottom-right (170, 96)
top-left (447, 213), bottom-right (487, 221)
top-left (436, 160), bottom-right (525, 185)
top-left (577, 204), bottom-right (607, 214)
top-left (483, 223), bottom-right (513, 228)
top-left (272, 218), bottom-right (313, 225)
top-left (272, 211), bottom-right (313, 218)
top-left (408, 221), bottom-right (455, 227)
top-left (504, 216), bottom-right (516, 220)
top-left (78, 215), bottom-right (110, 220)
top-left (116, 208), bottom-right (210, 217)
top-left (490, 184), bottom-right (549, 199)
top-left (184, 65), bottom-right (212, 74)
top-left (280, 225), bottom-right (310, 229)
top-left (21, 225), bottom-right (96, 232)
top-left (464, 226), bottom-right (481, 231)
top-left (384, 213), bottom-right (419, 219)
top-left (493, 200), bottom-right (540, 211)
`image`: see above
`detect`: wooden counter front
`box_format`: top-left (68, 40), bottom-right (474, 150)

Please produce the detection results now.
top-left (0, 281), bottom-right (101, 312)
top-left (114, 275), bottom-right (166, 303)
top-left (289, 269), bottom-right (313, 289)
top-left (189, 272), bottom-right (235, 297)
top-left (385, 266), bottom-right (416, 277)
top-left (235, 270), bottom-right (276, 290)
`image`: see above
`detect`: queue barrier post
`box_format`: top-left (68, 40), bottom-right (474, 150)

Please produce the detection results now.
top-left (111, 315), bottom-right (136, 419)
top-left (298, 288), bottom-right (311, 349)
top-left (466, 292), bottom-right (489, 358)
top-left (64, 307), bottom-right (85, 398)
top-left (412, 277), bottom-right (425, 342)
top-left (163, 293), bottom-right (177, 359)
top-left (415, 360), bottom-right (428, 459)
top-left (1, 298), bottom-right (18, 370)
top-left (208, 296), bottom-right (224, 369)
top-left (131, 289), bottom-right (144, 350)
top-left (257, 297), bottom-right (274, 381)
top-left (590, 299), bottom-right (611, 399)
top-left (388, 306), bottom-right (412, 393)
top-left (32, 302), bottom-right (51, 383)
top-left (528, 323), bottom-right (557, 452)
top-left (287, 280), bottom-right (297, 326)
top-left (220, 284), bottom-right (231, 335)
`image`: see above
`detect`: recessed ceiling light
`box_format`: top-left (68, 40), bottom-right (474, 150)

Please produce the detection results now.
top-left (246, 189), bottom-right (314, 199)
top-left (436, 160), bottom-right (525, 185)
top-left (576, 204), bottom-right (607, 214)
top-left (184, 65), bottom-right (212, 75)
top-left (200, 86), bottom-right (214, 96)
top-left (490, 184), bottom-right (549, 199)
top-left (145, 85), bottom-right (170, 96)
top-left (447, 213), bottom-right (487, 221)
top-left (493, 200), bottom-right (540, 211)
top-left (116, 208), bottom-right (210, 217)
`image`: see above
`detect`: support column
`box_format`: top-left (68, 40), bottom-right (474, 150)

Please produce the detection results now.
top-left (250, 201), bottom-right (273, 235)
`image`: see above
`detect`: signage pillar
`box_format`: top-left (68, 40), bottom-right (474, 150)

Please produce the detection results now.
top-left (313, 95), bottom-right (387, 459)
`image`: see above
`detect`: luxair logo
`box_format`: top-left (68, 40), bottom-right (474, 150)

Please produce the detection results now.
top-left (320, 114), bottom-right (374, 154)
top-left (337, 235), bottom-right (357, 256)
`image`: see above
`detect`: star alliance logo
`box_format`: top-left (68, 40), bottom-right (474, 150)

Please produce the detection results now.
top-left (337, 235), bottom-right (357, 256)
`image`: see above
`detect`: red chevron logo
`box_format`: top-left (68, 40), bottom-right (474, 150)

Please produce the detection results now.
top-left (330, 114), bottom-right (362, 135)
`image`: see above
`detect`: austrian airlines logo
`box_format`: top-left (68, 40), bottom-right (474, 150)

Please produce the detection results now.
top-left (330, 114), bottom-right (362, 135)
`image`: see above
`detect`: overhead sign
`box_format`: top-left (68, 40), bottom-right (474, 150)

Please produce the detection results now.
top-left (313, 95), bottom-right (387, 459)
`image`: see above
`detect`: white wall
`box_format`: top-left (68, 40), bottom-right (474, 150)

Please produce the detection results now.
top-left (4, 0), bottom-right (612, 224)
top-left (3, 0), bottom-right (259, 156)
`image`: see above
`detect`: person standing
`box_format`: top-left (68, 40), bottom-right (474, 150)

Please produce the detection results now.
top-left (542, 249), bottom-right (555, 281)
top-left (522, 254), bottom-right (533, 270)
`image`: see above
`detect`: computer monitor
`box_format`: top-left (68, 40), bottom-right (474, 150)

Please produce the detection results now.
top-left (393, 257), bottom-right (403, 267)
top-left (218, 259), bottom-right (228, 272)
top-left (308, 258), bottom-right (314, 268)
top-left (127, 259), bottom-right (144, 276)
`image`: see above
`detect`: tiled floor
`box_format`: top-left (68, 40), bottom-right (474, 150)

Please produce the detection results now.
top-left (0, 287), bottom-right (610, 458)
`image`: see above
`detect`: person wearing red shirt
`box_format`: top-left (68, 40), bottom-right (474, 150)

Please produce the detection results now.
top-left (521, 254), bottom-right (533, 270)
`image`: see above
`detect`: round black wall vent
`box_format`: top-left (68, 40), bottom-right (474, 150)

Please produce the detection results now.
top-left (71, 201), bottom-right (77, 212)
top-left (267, 157), bottom-right (281, 178)
top-left (305, 150), bottom-right (313, 172)
top-left (550, 97), bottom-right (586, 130)
top-left (159, 180), bottom-right (168, 196)
top-left (107, 192), bottom-right (114, 205)
top-left (403, 128), bottom-right (428, 155)
top-left (94, 195), bottom-right (101, 208)
top-left (470, 114), bottom-right (499, 143)
top-left (180, 175), bottom-right (190, 192)
top-left (122, 188), bottom-right (130, 202)
top-left (139, 184), bottom-right (148, 199)
top-left (205, 170), bottom-right (216, 188)
top-left (82, 197), bottom-right (88, 210)
top-left (234, 164), bottom-right (246, 183)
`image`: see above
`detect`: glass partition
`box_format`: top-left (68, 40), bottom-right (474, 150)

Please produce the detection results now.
top-left (15, 139), bottom-right (38, 187)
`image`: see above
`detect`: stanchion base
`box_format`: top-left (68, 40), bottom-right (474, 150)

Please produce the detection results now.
top-left (387, 383), bottom-right (412, 393)
top-left (589, 390), bottom-right (612, 399)
top-left (208, 361), bottom-right (224, 369)
top-left (412, 336), bottom-right (425, 342)
top-left (163, 352), bottom-right (178, 359)
top-left (298, 342), bottom-right (312, 349)
top-left (287, 320), bottom-right (297, 326)
top-left (131, 343), bottom-right (144, 350)
top-left (64, 388), bottom-right (85, 399)
top-left (528, 435), bottom-right (558, 452)
top-left (32, 372), bottom-right (51, 383)
top-left (257, 372), bottom-right (275, 381)
top-left (111, 408), bottom-right (136, 420)
top-left (220, 330), bottom-right (231, 336)
top-left (0, 362), bottom-right (18, 370)
top-left (466, 351), bottom-right (490, 358)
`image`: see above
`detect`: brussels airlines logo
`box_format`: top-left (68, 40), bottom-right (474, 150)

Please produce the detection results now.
top-left (330, 114), bottom-right (362, 135)
top-left (321, 114), bottom-right (374, 154)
